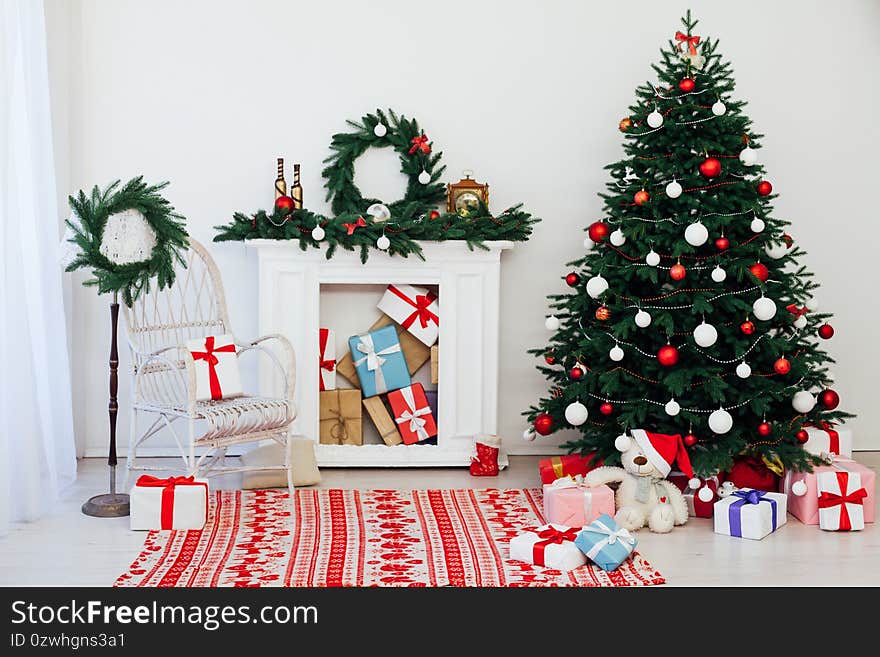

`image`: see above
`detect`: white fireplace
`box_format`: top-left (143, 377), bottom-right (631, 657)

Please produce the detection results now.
top-left (252, 239), bottom-right (513, 467)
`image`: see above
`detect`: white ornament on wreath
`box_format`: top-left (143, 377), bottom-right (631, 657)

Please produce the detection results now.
top-left (565, 401), bottom-right (589, 426)
top-left (665, 179), bottom-right (682, 199)
top-left (610, 228), bottom-right (626, 246)
top-left (373, 123), bottom-right (388, 137)
top-left (586, 275), bottom-right (609, 299)
top-left (311, 225), bottom-right (326, 241)
top-left (98, 208), bottom-right (158, 266)
top-left (418, 170), bottom-right (431, 185)
top-left (752, 295), bottom-right (777, 321)
top-left (684, 221), bottom-right (709, 247)
top-left (711, 265), bottom-right (727, 282)
top-left (366, 203), bottom-right (391, 222)
top-left (634, 309), bottom-right (652, 328)
top-left (708, 407), bottom-right (734, 434)
top-left (376, 234), bottom-right (391, 250)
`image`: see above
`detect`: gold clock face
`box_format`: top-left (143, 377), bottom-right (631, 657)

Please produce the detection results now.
top-left (454, 191), bottom-right (481, 213)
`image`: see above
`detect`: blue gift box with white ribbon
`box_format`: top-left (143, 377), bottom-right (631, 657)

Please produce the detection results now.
top-left (348, 325), bottom-right (411, 397)
top-left (574, 513), bottom-right (637, 572)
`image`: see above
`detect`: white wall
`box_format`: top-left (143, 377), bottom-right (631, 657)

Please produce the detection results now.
top-left (45, 0), bottom-right (880, 458)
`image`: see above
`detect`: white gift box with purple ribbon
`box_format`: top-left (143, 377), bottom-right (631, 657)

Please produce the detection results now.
top-left (713, 488), bottom-right (788, 540)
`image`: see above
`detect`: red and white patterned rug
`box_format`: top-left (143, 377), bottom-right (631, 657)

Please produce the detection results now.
top-left (115, 488), bottom-right (665, 587)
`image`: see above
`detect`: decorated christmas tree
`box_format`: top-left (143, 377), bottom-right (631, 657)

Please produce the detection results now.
top-left (525, 12), bottom-right (851, 475)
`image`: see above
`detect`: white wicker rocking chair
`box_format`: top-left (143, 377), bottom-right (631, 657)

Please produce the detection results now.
top-left (122, 239), bottom-right (297, 494)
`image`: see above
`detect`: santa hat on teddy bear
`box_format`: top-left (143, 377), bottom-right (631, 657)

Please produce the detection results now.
top-left (615, 429), bottom-right (700, 489)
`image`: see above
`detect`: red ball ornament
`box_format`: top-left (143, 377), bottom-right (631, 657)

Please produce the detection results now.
top-left (534, 413), bottom-right (554, 436)
top-left (587, 221), bottom-right (610, 243)
top-left (683, 433), bottom-right (698, 447)
top-left (595, 305), bottom-right (611, 321)
top-left (544, 353), bottom-right (555, 365)
top-left (773, 357), bottom-right (791, 375)
top-left (657, 344), bottom-right (680, 367)
top-left (796, 429), bottom-right (809, 444)
top-left (819, 388), bottom-right (840, 410)
top-left (749, 262), bottom-right (769, 282)
top-left (429, 210), bottom-right (441, 220)
top-left (634, 190), bottom-right (650, 206)
top-left (782, 233), bottom-right (794, 248)
top-left (569, 365), bottom-right (584, 381)
top-left (599, 402), bottom-right (614, 416)
top-left (740, 320), bottom-right (756, 335)
top-left (274, 195), bottom-right (295, 213)
top-left (818, 323), bottom-right (834, 339)
top-left (715, 236), bottom-right (730, 251)
top-left (679, 77), bottom-right (696, 92)
top-left (757, 421), bottom-right (772, 437)
top-left (757, 180), bottom-right (773, 196)
top-left (669, 263), bottom-right (687, 281)
top-left (699, 157), bottom-right (722, 178)
top-left (565, 272), bottom-right (580, 287)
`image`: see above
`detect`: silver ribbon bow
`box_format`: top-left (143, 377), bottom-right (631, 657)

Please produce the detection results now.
top-left (583, 518), bottom-right (636, 561)
top-left (353, 333), bottom-right (401, 394)
top-left (393, 385), bottom-right (431, 441)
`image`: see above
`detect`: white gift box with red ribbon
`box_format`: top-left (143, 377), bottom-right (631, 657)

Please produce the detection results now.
top-left (802, 424), bottom-right (852, 458)
top-left (509, 523), bottom-right (586, 571)
top-left (318, 328), bottom-right (336, 391)
top-left (130, 475), bottom-right (209, 531)
top-left (377, 284), bottom-right (439, 347)
top-left (185, 334), bottom-right (243, 402)
top-left (817, 470), bottom-right (868, 531)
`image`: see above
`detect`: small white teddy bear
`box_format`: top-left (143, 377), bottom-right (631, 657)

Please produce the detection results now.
top-left (585, 429), bottom-right (693, 533)
top-left (717, 481), bottom-right (738, 498)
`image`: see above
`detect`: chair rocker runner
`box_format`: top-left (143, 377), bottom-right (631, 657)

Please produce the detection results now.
top-left (122, 239), bottom-right (297, 495)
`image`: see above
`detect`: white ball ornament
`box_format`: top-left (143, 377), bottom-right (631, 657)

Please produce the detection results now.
top-left (698, 486), bottom-right (715, 503)
top-left (693, 321), bottom-right (718, 347)
top-left (647, 109), bottom-right (664, 128)
top-left (544, 315), bottom-right (560, 331)
top-left (376, 234), bottom-right (391, 250)
top-left (646, 249), bottom-right (661, 266)
top-left (688, 478), bottom-right (701, 490)
top-left (684, 221), bottom-right (709, 247)
top-left (711, 265), bottom-right (727, 283)
top-left (614, 433), bottom-right (632, 452)
top-left (634, 309), bottom-right (652, 328)
top-left (806, 296), bottom-right (819, 311)
top-left (609, 345), bottom-right (624, 362)
top-left (665, 179), bottom-right (683, 199)
top-left (764, 241), bottom-right (789, 259)
top-left (586, 275), bottom-right (609, 299)
top-left (708, 407), bottom-right (734, 434)
top-left (311, 225), bottom-right (325, 241)
top-left (792, 390), bottom-right (817, 414)
top-left (750, 216), bottom-right (765, 233)
top-left (610, 228), bottom-right (626, 246)
top-left (564, 401), bottom-right (589, 426)
top-left (418, 170), bottom-right (431, 185)
top-left (739, 146), bottom-right (758, 166)
top-left (752, 296), bottom-right (778, 321)
top-left (522, 428), bottom-right (537, 442)
top-left (791, 480), bottom-right (808, 497)
top-left (665, 398), bottom-right (681, 416)
top-left (736, 362), bottom-right (752, 379)
top-left (366, 203), bottom-right (392, 222)
top-left (583, 236), bottom-right (595, 250)
top-left (712, 100), bottom-right (727, 116)
top-left (793, 315), bottom-right (808, 329)
top-left (373, 123), bottom-right (388, 137)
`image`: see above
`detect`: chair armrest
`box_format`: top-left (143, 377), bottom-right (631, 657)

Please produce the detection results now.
top-left (134, 344), bottom-right (197, 412)
top-left (235, 334), bottom-right (297, 402)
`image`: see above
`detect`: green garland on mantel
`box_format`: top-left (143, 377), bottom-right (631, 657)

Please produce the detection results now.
top-left (213, 109), bottom-right (540, 262)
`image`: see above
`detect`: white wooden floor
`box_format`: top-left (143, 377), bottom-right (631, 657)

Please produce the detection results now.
top-left (1, 454), bottom-right (878, 586)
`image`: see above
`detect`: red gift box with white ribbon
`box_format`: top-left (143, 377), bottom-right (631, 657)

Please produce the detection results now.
top-left (318, 328), bottom-right (336, 391)
top-left (388, 383), bottom-right (437, 445)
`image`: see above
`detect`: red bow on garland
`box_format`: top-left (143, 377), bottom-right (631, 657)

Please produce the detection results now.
top-left (190, 336), bottom-right (236, 400)
top-left (674, 31), bottom-right (701, 55)
top-left (786, 303), bottom-right (808, 318)
top-left (343, 216), bottom-right (367, 235)
top-left (531, 526), bottom-right (579, 567)
top-left (818, 472), bottom-right (868, 531)
top-left (408, 134), bottom-right (431, 155)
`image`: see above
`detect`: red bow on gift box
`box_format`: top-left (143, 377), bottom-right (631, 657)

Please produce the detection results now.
top-left (531, 526), bottom-right (579, 567)
top-left (136, 475), bottom-right (207, 530)
top-left (675, 31), bottom-right (701, 55)
top-left (408, 134), bottom-right (431, 155)
top-left (343, 216), bottom-right (367, 235)
top-left (318, 329), bottom-right (336, 391)
top-left (387, 285), bottom-right (438, 329)
top-left (190, 336), bottom-right (236, 400)
top-left (818, 472), bottom-right (868, 531)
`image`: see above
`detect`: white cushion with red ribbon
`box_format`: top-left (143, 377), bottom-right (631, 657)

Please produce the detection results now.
top-left (377, 284), bottom-right (439, 346)
top-left (185, 334), bottom-right (243, 402)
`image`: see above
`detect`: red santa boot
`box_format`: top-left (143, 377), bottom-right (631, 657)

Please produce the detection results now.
top-left (470, 435), bottom-right (501, 476)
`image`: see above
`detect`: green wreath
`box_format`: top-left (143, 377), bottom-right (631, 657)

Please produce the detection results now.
top-left (64, 177), bottom-right (189, 306)
top-left (322, 109), bottom-right (447, 218)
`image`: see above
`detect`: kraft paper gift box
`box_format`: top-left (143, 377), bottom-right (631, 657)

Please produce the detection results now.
top-left (130, 475), bottom-right (209, 531)
top-left (185, 334), bottom-right (243, 402)
top-left (669, 472), bottom-right (721, 518)
top-left (319, 389), bottom-right (363, 445)
top-left (783, 456), bottom-right (875, 525)
top-left (801, 424), bottom-right (852, 458)
top-left (713, 488), bottom-right (787, 540)
top-left (388, 383), bottom-right (437, 445)
top-left (336, 315), bottom-right (430, 387)
top-left (538, 453), bottom-right (602, 484)
top-left (817, 470), bottom-right (868, 531)
top-left (377, 284), bottom-right (439, 347)
top-left (574, 513), bottom-right (637, 572)
top-left (509, 523), bottom-right (586, 571)
top-left (362, 396), bottom-right (403, 446)
top-left (348, 325), bottom-right (411, 397)
top-left (318, 328), bottom-right (336, 391)
top-left (543, 477), bottom-right (615, 528)
top-left (430, 345), bottom-right (439, 384)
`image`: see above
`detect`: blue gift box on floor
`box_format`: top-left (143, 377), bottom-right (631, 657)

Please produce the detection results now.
top-left (574, 513), bottom-right (637, 572)
top-left (348, 325), bottom-right (411, 397)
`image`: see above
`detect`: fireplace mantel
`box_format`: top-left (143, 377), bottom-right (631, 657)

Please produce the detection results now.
top-left (251, 239), bottom-right (513, 467)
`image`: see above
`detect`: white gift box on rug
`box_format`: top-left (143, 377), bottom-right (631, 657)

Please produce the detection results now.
top-left (377, 284), bottom-right (439, 347)
top-left (130, 476), bottom-right (209, 531)
top-left (802, 425), bottom-right (852, 458)
top-left (185, 334), bottom-right (243, 402)
top-left (318, 328), bottom-right (336, 391)
top-left (817, 470), bottom-right (868, 531)
top-left (713, 488), bottom-right (787, 540)
top-left (509, 523), bottom-right (586, 571)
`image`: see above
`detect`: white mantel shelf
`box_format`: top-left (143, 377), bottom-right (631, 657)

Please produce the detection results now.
top-left (251, 239), bottom-right (513, 467)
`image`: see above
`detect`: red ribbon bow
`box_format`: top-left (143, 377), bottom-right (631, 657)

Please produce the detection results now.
top-left (343, 216), bottom-right (367, 235)
top-left (675, 31), bottom-right (701, 55)
top-left (408, 134), bottom-right (431, 155)
top-left (318, 329), bottom-right (336, 391)
top-left (532, 526), bottom-right (579, 566)
top-left (786, 303), bottom-right (808, 318)
top-left (135, 475), bottom-right (207, 530)
top-left (818, 472), bottom-right (868, 531)
top-left (387, 285), bottom-right (439, 330)
top-left (190, 336), bottom-right (236, 400)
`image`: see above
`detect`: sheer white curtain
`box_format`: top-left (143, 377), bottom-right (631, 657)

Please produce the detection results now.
top-left (0, 0), bottom-right (77, 533)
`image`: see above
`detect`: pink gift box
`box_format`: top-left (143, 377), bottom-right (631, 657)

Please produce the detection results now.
top-left (782, 457), bottom-right (875, 525)
top-left (543, 478), bottom-right (616, 528)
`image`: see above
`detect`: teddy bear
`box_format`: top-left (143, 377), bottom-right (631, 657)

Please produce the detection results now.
top-left (584, 429), bottom-right (694, 533)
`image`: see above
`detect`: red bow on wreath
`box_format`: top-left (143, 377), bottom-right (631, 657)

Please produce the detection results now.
top-left (343, 216), bottom-right (367, 235)
top-left (408, 134), bottom-right (431, 155)
top-left (786, 303), bottom-right (808, 318)
top-left (675, 31), bottom-right (701, 55)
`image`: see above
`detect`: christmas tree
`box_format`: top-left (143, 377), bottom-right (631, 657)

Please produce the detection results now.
top-left (525, 12), bottom-right (850, 475)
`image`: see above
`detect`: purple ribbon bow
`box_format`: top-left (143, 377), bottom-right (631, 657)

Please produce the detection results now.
top-left (729, 489), bottom-right (777, 537)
